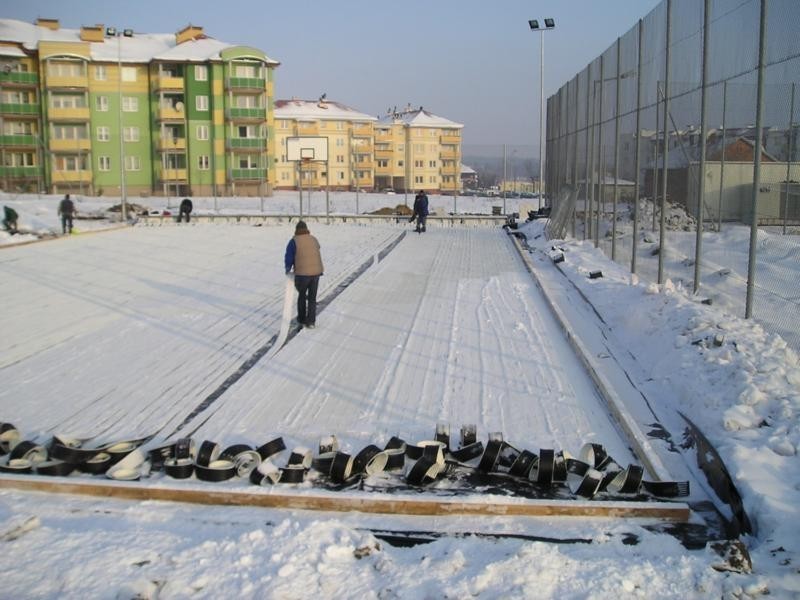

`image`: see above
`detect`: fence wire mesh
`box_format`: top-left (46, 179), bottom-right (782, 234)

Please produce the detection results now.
top-left (546, 0), bottom-right (800, 352)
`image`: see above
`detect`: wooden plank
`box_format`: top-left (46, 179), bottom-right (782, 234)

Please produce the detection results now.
top-left (0, 476), bottom-right (690, 521)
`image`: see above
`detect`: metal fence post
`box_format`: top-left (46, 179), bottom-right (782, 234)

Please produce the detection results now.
top-left (596, 54), bottom-right (605, 248)
top-left (694, 0), bottom-right (711, 294)
top-left (658, 0), bottom-right (672, 284)
top-left (718, 81), bottom-right (727, 232)
top-left (612, 38), bottom-right (622, 261)
top-left (746, 0), bottom-right (768, 319)
top-left (653, 83), bottom-right (660, 233)
top-left (573, 74), bottom-right (580, 237)
top-left (632, 18), bottom-right (643, 274)
top-left (784, 82), bottom-right (795, 235)
top-left (585, 64), bottom-right (593, 240)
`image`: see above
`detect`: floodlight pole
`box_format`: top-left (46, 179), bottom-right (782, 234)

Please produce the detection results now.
top-left (105, 27), bottom-right (131, 222)
top-left (529, 19), bottom-right (555, 210)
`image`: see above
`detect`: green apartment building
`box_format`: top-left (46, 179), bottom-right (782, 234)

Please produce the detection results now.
top-left (0, 18), bottom-right (279, 197)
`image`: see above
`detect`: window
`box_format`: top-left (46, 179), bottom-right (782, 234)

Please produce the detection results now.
top-left (237, 125), bottom-right (257, 138)
top-left (398, 160), bottom-right (404, 167)
top-left (196, 96), bottom-right (209, 111)
top-left (336, 121), bottom-right (343, 131)
top-left (122, 97), bottom-right (138, 112)
top-left (280, 171), bottom-right (289, 181)
top-left (53, 155), bottom-right (87, 171)
top-left (336, 155), bottom-right (344, 163)
top-left (429, 160), bottom-right (437, 168)
top-left (4, 152), bottom-right (35, 167)
top-left (98, 156), bottom-right (111, 171)
top-left (336, 137), bottom-right (344, 147)
top-left (414, 160), bottom-right (423, 168)
top-left (123, 126), bottom-right (139, 142)
top-left (51, 94), bottom-right (86, 109)
top-left (96, 126), bottom-right (110, 141)
top-left (398, 144), bottom-right (404, 152)
top-left (121, 67), bottom-right (137, 82)
top-left (414, 144), bottom-right (424, 153)
top-left (338, 171), bottom-right (345, 180)
top-left (415, 175), bottom-right (423, 184)
top-left (52, 124), bottom-right (87, 140)
top-left (196, 125), bottom-right (209, 141)
top-left (195, 65), bottom-right (208, 81)
top-left (234, 96), bottom-right (259, 108)
top-left (47, 61), bottom-right (85, 77)
top-left (238, 155), bottom-right (259, 169)
top-left (198, 155), bottom-right (210, 170)
top-left (234, 64), bottom-right (257, 78)
top-left (3, 121), bottom-right (33, 135)
top-left (377, 160), bottom-right (388, 168)
top-left (124, 155), bottom-right (141, 171)
top-left (280, 120), bottom-right (289, 129)
top-left (95, 65), bottom-right (107, 80)
top-left (96, 96), bottom-right (109, 111)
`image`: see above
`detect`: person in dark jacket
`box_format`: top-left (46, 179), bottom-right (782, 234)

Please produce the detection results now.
top-left (178, 198), bottom-right (193, 223)
top-left (58, 194), bottom-right (75, 234)
top-left (412, 190), bottom-right (429, 233)
top-left (2, 206), bottom-right (18, 234)
top-left (284, 221), bottom-right (324, 328)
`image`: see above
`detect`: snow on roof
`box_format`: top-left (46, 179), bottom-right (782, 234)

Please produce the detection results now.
top-left (461, 165), bottom-right (476, 174)
top-left (0, 45), bottom-right (27, 58)
top-left (0, 18), bottom-right (278, 64)
top-left (274, 98), bottom-right (377, 122)
top-left (377, 106), bottom-right (463, 129)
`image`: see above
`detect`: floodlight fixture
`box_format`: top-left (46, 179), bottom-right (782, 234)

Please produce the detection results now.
top-left (544, 18), bottom-right (555, 29)
top-left (123, 29), bottom-right (134, 37)
top-left (105, 27), bottom-right (116, 37)
top-left (528, 20), bottom-right (539, 30)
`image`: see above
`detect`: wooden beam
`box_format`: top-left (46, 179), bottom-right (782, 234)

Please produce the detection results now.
top-left (0, 476), bottom-right (690, 520)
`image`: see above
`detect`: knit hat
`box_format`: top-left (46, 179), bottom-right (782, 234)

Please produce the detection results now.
top-left (295, 221), bottom-right (309, 234)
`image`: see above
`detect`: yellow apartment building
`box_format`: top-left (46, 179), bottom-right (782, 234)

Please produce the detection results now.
top-left (375, 105), bottom-right (463, 194)
top-left (274, 97), bottom-right (376, 191)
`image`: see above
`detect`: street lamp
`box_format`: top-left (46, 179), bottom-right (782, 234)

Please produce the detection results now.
top-left (105, 26), bottom-right (133, 222)
top-left (529, 18), bottom-right (555, 210)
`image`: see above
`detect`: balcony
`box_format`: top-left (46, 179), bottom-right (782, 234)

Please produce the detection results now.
top-left (227, 137), bottom-right (266, 150)
top-left (45, 75), bottom-right (88, 89)
top-left (153, 74), bottom-right (184, 91)
top-left (440, 148), bottom-right (458, 160)
top-left (157, 105), bottom-right (186, 121)
top-left (159, 169), bottom-right (188, 181)
top-left (0, 103), bottom-right (40, 117)
top-left (231, 168), bottom-right (265, 180)
top-left (297, 124), bottom-right (319, 135)
top-left (440, 133), bottom-right (460, 145)
top-left (0, 166), bottom-right (40, 178)
top-left (0, 72), bottom-right (38, 87)
top-left (48, 106), bottom-right (90, 121)
top-left (49, 138), bottom-right (91, 152)
top-left (226, 77), bottom-right (265, 91)
top-left (157, 137), bottom-right (186, 151)
top-left (351, 123), bottom-right (372, 136)
top-left (375, 130), bottom-right (392, 141)
top-left (0, 134), bottom-right (38, 147)
top-left (352, 143), bottom-right (373, 154)
top-left (375, 149), bottom-right (393, 160)
top-left (51, 170), bottom-right (91, 183)
top-left (226, 107), bottom-right (266, 121)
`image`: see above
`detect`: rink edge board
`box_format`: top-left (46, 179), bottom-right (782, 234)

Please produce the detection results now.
top-left (0, 475), bottom-right (689, 521)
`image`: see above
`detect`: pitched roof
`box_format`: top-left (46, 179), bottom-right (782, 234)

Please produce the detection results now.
top-left (0, 18), bottom-right (278, 64)
top-left (377, 106), bottom-right (463, 129)
top-left (274, 98), bottom-right (376, 122)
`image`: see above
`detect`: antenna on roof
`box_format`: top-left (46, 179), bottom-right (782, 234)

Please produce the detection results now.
top-left (319, 92), bottom-right (326, 102)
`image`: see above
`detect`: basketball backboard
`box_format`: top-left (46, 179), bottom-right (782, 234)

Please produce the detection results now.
top-left (287, 136), bottom-right (328, 162)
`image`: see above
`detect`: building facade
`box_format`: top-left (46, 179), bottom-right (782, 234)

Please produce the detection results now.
top-left (0, 18), bottom-right (279, 197)
top-left (374, 105), bottom-right (463, 194)
top-left (274, 97), bottom-right (376, 191)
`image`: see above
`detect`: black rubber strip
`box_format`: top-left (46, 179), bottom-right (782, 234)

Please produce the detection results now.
top-left (78, 452), bottom-right (112, 475)
top-left (353, 445), bottom-right (381, 475)
top-left (9, 441), bottom-right (47, 464)
top-left (565, 457), bottom-right (590, 477)
top-left (318, 435), bottom-right (339, 455)
top-left (405, 444), bottom-right (423, 460)
top-left (536, 449), bottom-right (555, 484)
top-left (580, 443), bottom-right (612, 470)
top-left (148, 442), bottom-right (178, 471)
top-left (642, 480), bottom-right (690, 498)
top-left (406, 457), bottom-right (441, 486)
top-left (509, 449), bottom-right (538, 478)
top-left (460, 425), bottom-right (477, 448)
top-left (175, 438), bottom-right (194, 460)
top-left (496, 443), bottom-right (520, 470)
top-left (194, 459), bottom-right (236, 482)
top-left (477, 440), bottom-right (503, 473)
top-left (164, 457), bottom-right (194, 479)
top-left (35, 460), bottom-right (75, 477)
top-left (0, 459), bottom-right (32, 474)
top-left (0, 423), bottom-right (19, 455)
top-left (572, 468), bottom-right (604, 498)
top-left (279, 465), bottom-right (306, 484)
top-left (196, 440), bottom-right (220, 467)
top-left (287, 448), bottom-right (312, 469)
top-left (312, 452), bottom-right (337, 475)
top-left (49, 440), bottom-right (101, 464)
top-left (384, 449), bottom-right (405, 471)
top-left (249, 460), bottom-right (281, 485)
top-left (220, 444), bottom-right (254, 462)
top-left (256, 438), bottom-right (286, 461)
top-left (607, 464), bottom-right (644, 495)
top-left (449, 441), bottom-right (484, 463)
top-left (552, 452), bottom-right (568, 483)
top-left (384, 436), bottom-right (406, 452)
top-left (330, 452), bottom-right (353, 483)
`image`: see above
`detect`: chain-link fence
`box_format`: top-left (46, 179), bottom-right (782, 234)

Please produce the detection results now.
top-left (546, 0), bottom-right (800, 352)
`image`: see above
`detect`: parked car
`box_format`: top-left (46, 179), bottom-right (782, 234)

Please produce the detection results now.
top-left (382, 188), bottom-right (396, 195)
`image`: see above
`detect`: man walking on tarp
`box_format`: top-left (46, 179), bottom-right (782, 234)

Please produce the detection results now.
top-left (2, 205), bottom-right (18, 234)
top-left (178, 197), bottom-right (193, 223)
top-left (58, 194), bottom-right (75, 235)
top-left (412, 189), bottom-right (429, 233)
top-left (284, 220), bottom-right (324, 329)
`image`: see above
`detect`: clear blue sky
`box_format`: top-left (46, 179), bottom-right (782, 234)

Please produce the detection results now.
top-left (4, 0), bottom-right (661, 147)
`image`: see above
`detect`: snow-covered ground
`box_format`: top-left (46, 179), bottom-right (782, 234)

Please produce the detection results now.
top-left (0, 191), bottom-right (798, 598)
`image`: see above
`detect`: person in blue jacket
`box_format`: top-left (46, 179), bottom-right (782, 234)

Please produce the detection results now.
top-left (284, 221), bottom-right (324, 328)
top-left (412, 190), bottom-right (429, 233)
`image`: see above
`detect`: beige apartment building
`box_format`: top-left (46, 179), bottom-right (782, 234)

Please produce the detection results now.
top-left (375, 105), bottom-right (463, 194)
top-left (274, 97), bottom-right (376, 191)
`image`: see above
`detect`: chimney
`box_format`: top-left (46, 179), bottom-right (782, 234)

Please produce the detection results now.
top-left (176, 24), bottom-right (205, 45)
top-left (80, 25), bottom-right (105, 42)
top-left (35, 18), bottom-right (60, 31)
